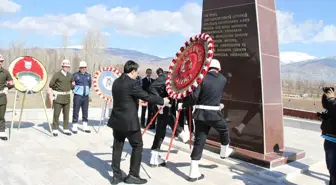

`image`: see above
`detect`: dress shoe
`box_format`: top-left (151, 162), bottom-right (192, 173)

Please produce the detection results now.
top-left (0, 136), bottom-right (8, 141)
top-left (124, 174), bottom-right (147, 184)
top-left (63, 129), bottom-right (72, 136)
top-left (187, 174), bottom-right (204, 182)
top-left (111, 175), bottom-right (123, 184)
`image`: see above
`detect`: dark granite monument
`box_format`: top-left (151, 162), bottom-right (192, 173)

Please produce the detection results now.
top-left (201, 0), bottom-right (305, 168)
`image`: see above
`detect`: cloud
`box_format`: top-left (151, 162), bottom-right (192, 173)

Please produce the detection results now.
top-left (280, 52), bottom-right (317, 64)
top-left (102, 32), bottom-right (111, 36)
top-left (1, 2), bottom-right (335, 44)
top-left (1, 3), bottom-right (201, 37)
top-left (277, 11), bottom-right (336, 43)
top-left (0, 0), bottom-right (20, 13)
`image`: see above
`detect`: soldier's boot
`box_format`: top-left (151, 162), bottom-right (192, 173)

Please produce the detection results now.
top-left (0, 132), bottom-right (8, 141)
top-left (53, 130), bottom-right (59, 137)
top-left (71, 123), bottom-right (78, 134)
top-left (83, 122), bottom-right (91, 133)
top-left (220, 145), bottom-right (235, 159)
top-left (232, 123), bottom-right (245, 136)
top-left (63, 129), bottom-right (72, 136)
top-left (177, 130), bottom-right (189, 143)
top-left (149, 150), bottom-right (166, 167)
top-left (187, 160), bottom-right (204, 182)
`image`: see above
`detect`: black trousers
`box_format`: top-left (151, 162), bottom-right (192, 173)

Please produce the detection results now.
top-left (140, 104), bottom-right (156, 127)
top-left (324, 139), bottom-right (336, 185)
top-left (191, 119), bottom-right (229, 160)
top-left (151, 112), bottom-right (183, 150)
top-left (178, 108), bottom-right (194, 132)
top-left (112, 129), bottom-right (143, 177)
top-left (72, 95), bottom-right (89, 123)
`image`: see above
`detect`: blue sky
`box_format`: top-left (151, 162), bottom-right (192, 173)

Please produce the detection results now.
top-left (0, 0), bottom-right (335, 62)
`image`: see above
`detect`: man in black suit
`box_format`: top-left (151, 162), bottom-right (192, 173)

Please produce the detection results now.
top-left (140, 68), bottom-right (156, 129)
top-left (107, 61), bottom-right (169, 184)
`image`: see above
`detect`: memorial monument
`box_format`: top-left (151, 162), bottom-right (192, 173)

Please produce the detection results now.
top-left (201, 0), bottom-right (305, 168)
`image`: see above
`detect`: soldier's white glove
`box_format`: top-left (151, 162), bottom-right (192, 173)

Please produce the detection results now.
top-left (157, 105), bottom-right (164, 114)
top-left (52, 93), bottom-right (57, 100)
top-left (163, 97), bottom-right (170, 106)
top-left (3, 87), bottom-right (8, 95)
top-left (220, 103), bottom-right (224, 109)
top-left (177, 103), bottom-right (183, 111)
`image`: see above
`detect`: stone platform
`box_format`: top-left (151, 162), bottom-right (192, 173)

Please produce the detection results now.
top-left (0, 108), bottom-right (329, 185)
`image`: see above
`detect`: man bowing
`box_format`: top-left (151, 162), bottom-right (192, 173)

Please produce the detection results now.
top-left (107, 60), bottom-right (169, 184)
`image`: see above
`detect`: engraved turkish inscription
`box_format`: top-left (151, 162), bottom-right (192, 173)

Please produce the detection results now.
top-left (203, 12), bottom-right (250, 57)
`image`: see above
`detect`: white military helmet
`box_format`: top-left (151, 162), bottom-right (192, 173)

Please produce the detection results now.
top-left (209, 59), bottom-right (221, 71)
top-left (61, 59), bottom-right (71, 67)
top-left (0, 54), bottom-right (4, 61)
top-left (79, 61), bottom-right (87, 68)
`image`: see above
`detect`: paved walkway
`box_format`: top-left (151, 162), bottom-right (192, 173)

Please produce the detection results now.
top-left (0, 109), bottom-right (330, 185)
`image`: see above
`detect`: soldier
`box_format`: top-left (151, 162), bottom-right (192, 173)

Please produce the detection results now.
top-left (148, 68), bottom-right (189, 167)
top-left (182, 59), bottom-right (234, 182)
top-left (0, 55), bottom-right (14, 140)
top-left (72, 61), bottom-right (91, 134)
top-left (49, 59), bottom-right (75, 136)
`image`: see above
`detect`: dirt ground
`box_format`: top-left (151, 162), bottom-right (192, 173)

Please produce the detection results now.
top-left (6, 87), bottom-right (323, 113)
top-left (283, 97), bottom-right (323, 112)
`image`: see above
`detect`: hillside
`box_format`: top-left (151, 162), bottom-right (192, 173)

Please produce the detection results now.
top-left (1, 46), bottom-right (335, 82)
top-left (281, 57), bottom-right (336, 82)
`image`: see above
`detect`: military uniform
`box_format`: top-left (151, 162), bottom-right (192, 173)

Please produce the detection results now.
top-left (49, 70), bottom-right (74, 136)
top-left (72, 70), bottom-right (91, 133)
top-left (182, 59), bottom-right (234, 182)
top-left (148, 71), bottom-right (189, 167)
top-left (0, 67), bottom-right (14, 140)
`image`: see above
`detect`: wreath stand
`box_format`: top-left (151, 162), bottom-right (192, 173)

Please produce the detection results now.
top-left (97, 101), bottom-right (112, 133)
top-left (142, 33), bottom-right (214, 162)
top-left (93, 66), bottom-right (121, 133)
top-left (9, 90), bottom-right (52, 139)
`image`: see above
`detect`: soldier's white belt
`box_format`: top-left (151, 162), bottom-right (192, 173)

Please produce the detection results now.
top-left (54, 91), bottom-right (71, 95)
top-left (194, 104), bottom-right (224, 111)
top-left (0, 88), bottom-right (8, 94)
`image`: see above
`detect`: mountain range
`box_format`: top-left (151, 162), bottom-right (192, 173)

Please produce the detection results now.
top-left (280, 56), bottom-right (336, 82)
top-left (93, 47), bottom-right (335, 83)
top-left (1, 46), bottom-right (334, 82)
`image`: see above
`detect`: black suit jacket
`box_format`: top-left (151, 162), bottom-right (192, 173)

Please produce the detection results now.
top-left (107, 74), bottom-right (164, 132)
top-left (148, 72), bottom-right (176, 115)
top-left (142, 77), bottom-right (154, 92)
top-left (183, 71), bottom-right (226, 121)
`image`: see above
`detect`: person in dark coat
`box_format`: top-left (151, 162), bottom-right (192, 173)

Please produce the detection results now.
top-left (320, 88), bottom-right (336, 185)
top-left (182, 59), bottom-right (234, 182)
top-left (107, 60), bottom-right (169, 184)
top-left (140, 68), bottom-right (156, 129)
top-left (135, 76), bottom-right (142, 110)
top-left (148, 68), bottom-right (189, 167)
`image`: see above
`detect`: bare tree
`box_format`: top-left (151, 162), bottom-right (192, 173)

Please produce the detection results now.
top-left (6, 40), bottom-right (26, 66)
top-left (81, 29), bottom-right (107, 74)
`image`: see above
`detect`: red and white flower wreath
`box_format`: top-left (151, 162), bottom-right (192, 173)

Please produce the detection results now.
top-left (165, 33), bottom-right (215, 99)
top-left (93, 66), bottom-right (121, 102)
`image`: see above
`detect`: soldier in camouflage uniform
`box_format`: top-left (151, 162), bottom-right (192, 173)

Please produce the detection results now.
top-left (49, 59), bottom-right (75, 136)
top-left (0, 55), bottom-right (14, 140)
